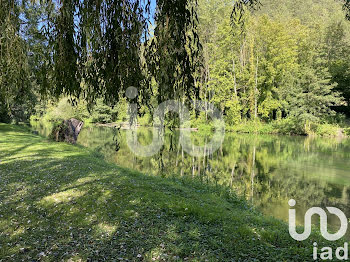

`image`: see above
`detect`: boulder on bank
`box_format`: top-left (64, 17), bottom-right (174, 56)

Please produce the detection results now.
top-left (50, 118), bottom-right (84, 144)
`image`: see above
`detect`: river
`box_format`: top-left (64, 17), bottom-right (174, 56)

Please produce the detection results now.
top-left (31, 121), bottom-right (350, 237)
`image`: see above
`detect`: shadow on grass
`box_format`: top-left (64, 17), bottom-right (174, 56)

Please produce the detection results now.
top-left (0, 126), bottom-right (338, 261)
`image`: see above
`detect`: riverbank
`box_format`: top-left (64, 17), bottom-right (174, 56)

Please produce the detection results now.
top-left (95, 122), bottom-right (199, 131)
top-left (0, 123), bottom-right (342, 261)
top-left (97, 118), bottom-right (348, 138)
top-left (226, 119), bottom-right (349, 138)
top-left (31, 112), bottom-right (349, 138)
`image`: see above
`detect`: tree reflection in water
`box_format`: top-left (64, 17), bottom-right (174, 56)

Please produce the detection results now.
top-left (31, 121), bottom-right (350, 237)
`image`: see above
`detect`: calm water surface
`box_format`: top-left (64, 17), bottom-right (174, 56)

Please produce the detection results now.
top-left (31, 121), bottom-right (350, 236)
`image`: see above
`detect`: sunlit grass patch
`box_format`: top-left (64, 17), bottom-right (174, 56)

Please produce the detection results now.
top-left (0, 123), bottom-right (345, 261)
top-left (40, 189), bottom-right (86, 205)
top-left (93, 223), bottom-right (118, 238)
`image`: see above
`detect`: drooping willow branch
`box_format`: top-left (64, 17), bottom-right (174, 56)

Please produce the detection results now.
top-left (3, 0), bottom-right (350, 108)
top-left (344, 0), bottom-right (350, 20)
top-left (49, 0), bottom-right (201, 107)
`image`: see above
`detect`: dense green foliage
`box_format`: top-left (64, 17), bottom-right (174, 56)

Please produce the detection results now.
top-left (1, 0), bottom-right (203, 110)
top-left (0, 1), bottom-right (40, 123)
top-left (195, 0), bottom-right (350, 133)
top-left (1, 0), bottom-right (350, 133)
top-left (3, 2), bottom-right (350, 260)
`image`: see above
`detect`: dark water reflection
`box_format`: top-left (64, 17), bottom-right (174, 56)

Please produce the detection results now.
top-left (31, 121), bottom-right (350, 237)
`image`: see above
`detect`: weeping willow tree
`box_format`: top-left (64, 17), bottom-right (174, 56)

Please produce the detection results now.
top-left (1, 0), bottom-right (350, 120)
top-left (1, 0), bottom-right (260, 106)
top-left (49, 0), bottom-right (203, 106)
top-left (345, 0), bottom-right (350, 19)
top-left (0, 0), bottom-right (36, 122)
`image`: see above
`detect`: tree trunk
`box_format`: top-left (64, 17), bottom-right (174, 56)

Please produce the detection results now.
top-left (232, 55), bottom-right (237, 96)
top-left (254, 55), bottom-right (259, 119)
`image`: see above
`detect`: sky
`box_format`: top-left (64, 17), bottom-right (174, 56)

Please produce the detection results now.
top-left (20, 0), bottom-right (158, 42)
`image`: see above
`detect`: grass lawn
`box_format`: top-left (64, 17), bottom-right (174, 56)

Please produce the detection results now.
top-left (0, 123), bottom-right (340, 261)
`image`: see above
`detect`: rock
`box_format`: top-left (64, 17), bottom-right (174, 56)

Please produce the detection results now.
top-left (50, 118), bottom-right (84, 144)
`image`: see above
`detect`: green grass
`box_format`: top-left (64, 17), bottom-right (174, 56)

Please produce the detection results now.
top-left (0, 123), bottom-right (342, 261)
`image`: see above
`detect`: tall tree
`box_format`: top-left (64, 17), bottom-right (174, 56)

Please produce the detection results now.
top-left (0, 0), bottom-right (35, 122)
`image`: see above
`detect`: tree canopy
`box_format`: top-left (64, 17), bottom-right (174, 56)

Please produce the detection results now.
top-left (1, 0), bottom-right (350, 125)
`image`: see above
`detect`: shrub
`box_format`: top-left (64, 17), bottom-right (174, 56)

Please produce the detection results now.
top-left (225, 98), bottom-right (241, 125)
top-left (273, 118), bottom-right (305, 135)
top-left (343, 127), bottom-right (350, 137)
top-left (138, 113), bottom-right (152, 126)
top-left (315, 123), bottom-right (339, 137)
top-left (49, 121), bottom-right (68, 142)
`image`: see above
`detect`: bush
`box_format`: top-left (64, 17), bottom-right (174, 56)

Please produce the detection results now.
top-left (227, 120), bottom-right (274, 134)
top-left (191, 111), bottom-right (207, 128)
top-left (343, 127), bottom-right (350, 136)
top-left (272, 118), bottom-right (305, 135)
top-left (49, 121), bottom-right (68, 142)
top-left (90, 99), bottom-right (118, 123)
top-left (39, 98), bottom-right (89, 122)
top-left (315, 123), bottom-right (339, 137)
top-left (225, 98), bottom-right (241, 125)
top-left (138, 113), bottom-right (152, 126)
top-left (227, 118), bottom-right (309, 135)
